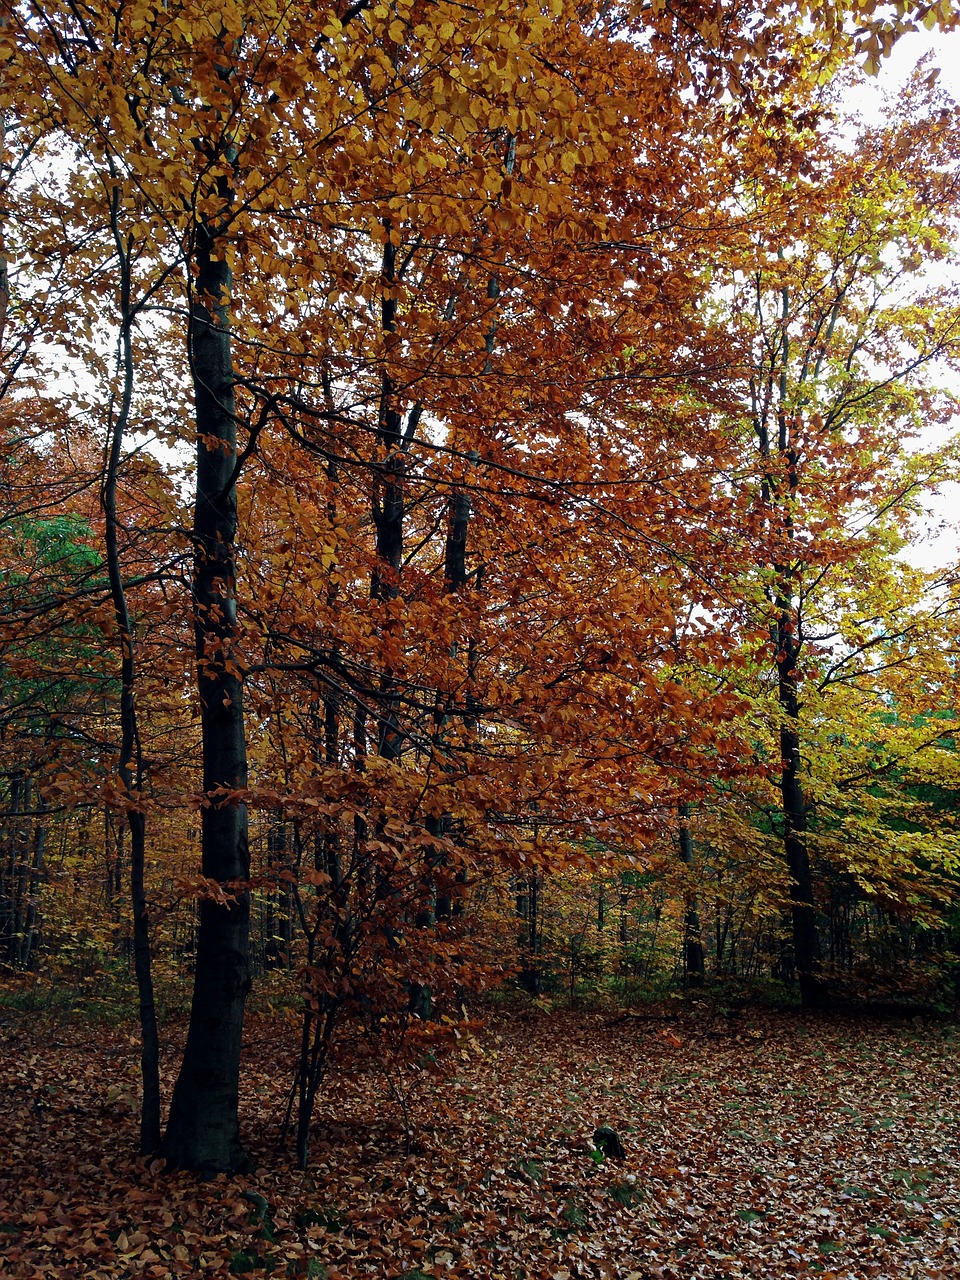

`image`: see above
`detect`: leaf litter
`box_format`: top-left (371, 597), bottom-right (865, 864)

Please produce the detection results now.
top-left (1, 1008), bottom-right (958, 1278)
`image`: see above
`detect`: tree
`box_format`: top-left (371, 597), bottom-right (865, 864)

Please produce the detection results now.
top-left (698, 69), bottom-right (960, 1005)
top-left (4, 0), bottom-right (960, 1175)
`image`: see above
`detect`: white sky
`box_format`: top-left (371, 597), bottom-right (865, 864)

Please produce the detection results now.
top-left (853, 30), bottom-right (960, 574)
top-left (854, 26), bottom-right (960, 105)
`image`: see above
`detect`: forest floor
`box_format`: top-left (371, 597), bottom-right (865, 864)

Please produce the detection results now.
top-left (0, 1001), bottom-right (958, 1279)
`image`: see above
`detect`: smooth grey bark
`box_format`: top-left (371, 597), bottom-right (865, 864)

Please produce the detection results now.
top-left (162, 223), bottom-right (251, 1175)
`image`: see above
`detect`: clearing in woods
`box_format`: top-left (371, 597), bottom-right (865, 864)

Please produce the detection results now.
top-left (0, 1007), bottom-right (958, 1278)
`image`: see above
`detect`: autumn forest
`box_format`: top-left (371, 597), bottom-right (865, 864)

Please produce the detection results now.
top-left (2, 0), bottom-right (960, 1275)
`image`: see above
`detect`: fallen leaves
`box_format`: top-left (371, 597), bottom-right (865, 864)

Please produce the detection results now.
top-left (1, 1007), bottom-right (959, 1277)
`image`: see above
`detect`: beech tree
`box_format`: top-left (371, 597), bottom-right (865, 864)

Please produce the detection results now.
top-left (697, 69), bottom-right (960, 1005)
top-left (3, 0), bottom-right (960, 1177)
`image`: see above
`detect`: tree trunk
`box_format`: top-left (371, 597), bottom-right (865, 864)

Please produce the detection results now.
top-left (754, 306), bottom-right (828, 1011)
top-left (677, 804), bottom-right (705, 987)
top-left (9, 773), bottom-right (31, 967)
top-left (777, 625), bottom-right (828, 1010)
top-left (517, 872), bottom-right (541, 995)
top-left (130, 806), bottom-right (162, 1151)
top-left (20, 806), bottom-right (45, 970)
top-left (162, 223), bottom-right (251, 1176)
top-left (372, 234), bottom-right (405, 764)
top-left (103, 185), bottom-right (162, 1153)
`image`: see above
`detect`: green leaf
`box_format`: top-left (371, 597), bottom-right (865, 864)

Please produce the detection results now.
top-left (867, 1225), bottom-right (894, 1239)
top-left (737, 1208), bottom-right (766, 1223)
top-left (229, 1251), bottom-right (262, 1275)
